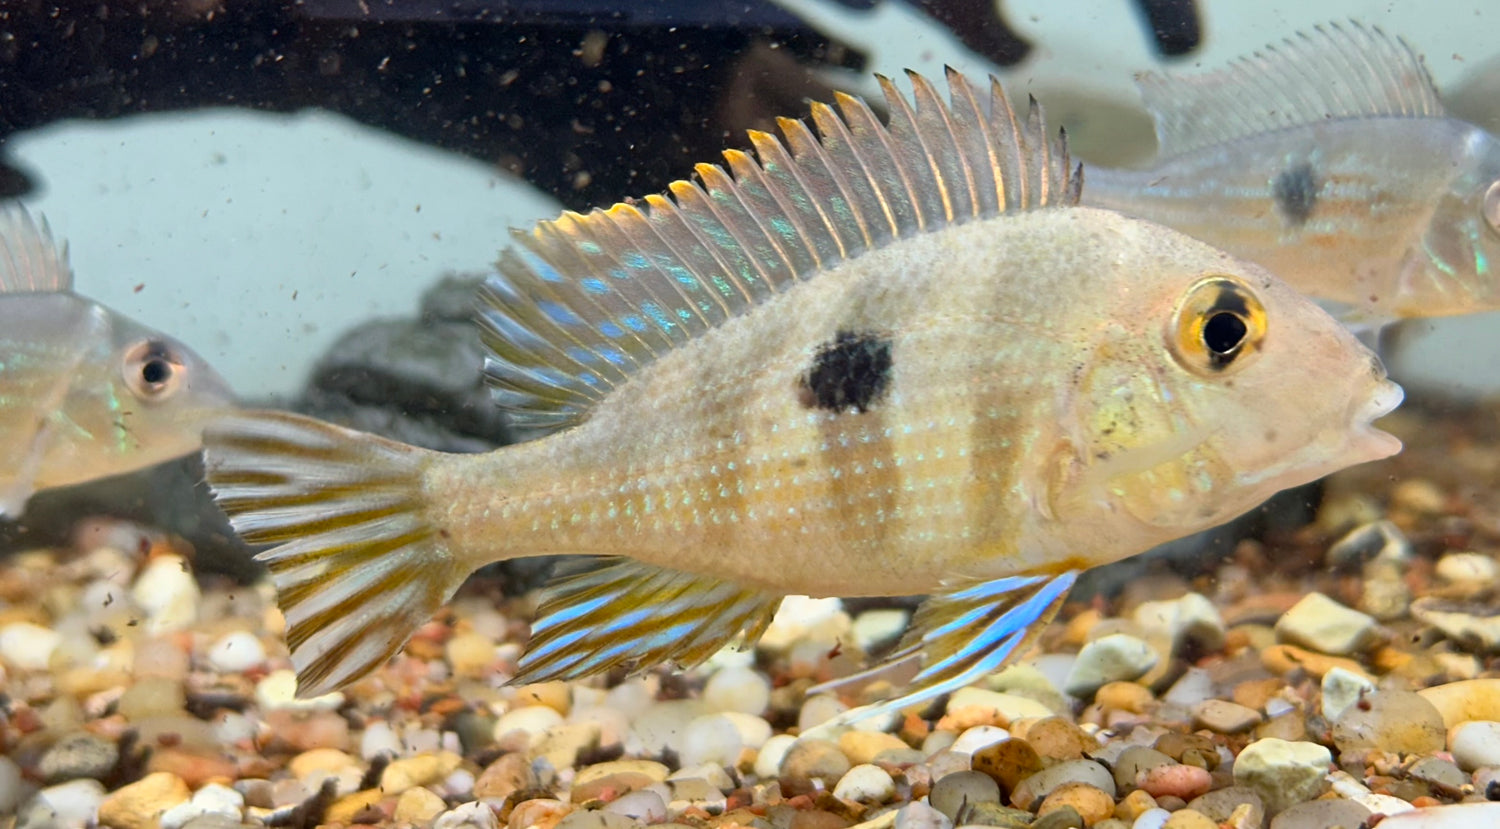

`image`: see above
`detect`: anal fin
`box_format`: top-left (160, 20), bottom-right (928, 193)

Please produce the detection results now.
top-left (512, 558), bottom-right (784, 684)
top-left (809, 570), bottom-right (1079, 730)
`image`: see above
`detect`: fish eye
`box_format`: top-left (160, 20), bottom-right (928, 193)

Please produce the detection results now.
top-left (1169, 276), bottom-right (1266, 376)
top-left (1484, 180), bottom-right (1500, 237)
top-left (122, 340), bottom-right (186, 400)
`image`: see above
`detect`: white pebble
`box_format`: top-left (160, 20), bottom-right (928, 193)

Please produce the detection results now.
top-left (206, 631), bottom-right (267, 673)
top-left (1436, 552), bottom-right (1500, 586)
top-left (894, 801), bottom-right (953, 829)
top-left (1161, 667), bottom-right (1216, 708)
top-left (949, 725), bottom-right (1010, 756)
top-left (434, 800), bottom-right (501, 829)
top-left (1377, 802), bottom-right (1500, 828)
top-left (27, 779), bottom-right (106, 828)
top-left (669, 762), bottom-right (735, 792)
top-left (832, 763), bottom-right (895, 803)
top-left (1064, 634), bottom-right (1160, 696)
top-left (1322, 666), bottom-right (1376, 722)
top-left (603, 677), bottom-right (657, 718)
top-left (679, 714), bottom-right (744, 768)
top-left (0, 756), bottom-right (24, 814)
top-left (493, 705), bottom-right (563, 744)
top-left (851, 608), bottom-right (910, 650)
top-left (754, 733), bottom-right (798, 779)
top-left (361, 721), bottom-right (403, 760)
top-left (255, 670), bottom-right (344, 711)
top-left (131, 555), bottom-right (201, 634)
top-left (1132, 807), bottom-right (1172, 829)
top-left (444, 768), bottom-right (476, 799)
top-left (798, 693), bottom-right (850, 731)
top-left (213, 712), bottom-right (258, 745)
top-left (630, 700), bottom-right (708, 756)
top-left (760, 596), bottom-right (848, 650)
top-left (1276, 593), bottom-right (1379, 656)
top-left (605, 789), bottom-right (668, 822)
top-left (0, 622), bottom-right (61, 671)
top-left (159, 782), bottom-right (244, 829)
top-left (702, 666), bottom-right (771, 715)
top-left (1451, 721), bottom-right (1500, 771)
top-left (947, 687), bottom-right (1053, 720)
top-left (719, 711), bottom-right (772, 750)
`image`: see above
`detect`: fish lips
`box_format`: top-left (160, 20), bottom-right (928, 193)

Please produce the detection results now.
top-left (1347, 378), bottom-right (1405, 464)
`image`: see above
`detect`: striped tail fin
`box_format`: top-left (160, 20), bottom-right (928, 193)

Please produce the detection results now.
top-left (203, 410), bottom-right (470, 697)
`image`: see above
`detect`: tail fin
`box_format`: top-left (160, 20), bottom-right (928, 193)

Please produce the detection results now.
top-left (204, 410), bottom-right (469, 697)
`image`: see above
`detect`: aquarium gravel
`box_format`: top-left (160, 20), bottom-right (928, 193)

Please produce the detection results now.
top-left (4, 406), bottom-right (1500, 829)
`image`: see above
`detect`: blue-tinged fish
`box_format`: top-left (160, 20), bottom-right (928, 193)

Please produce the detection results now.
top-left (1084, 21), bottom-right (1500, 328)
top-left (203, 69), bottom-right (1402, 722)
top-left (0, 207), bottom-right (236, 517)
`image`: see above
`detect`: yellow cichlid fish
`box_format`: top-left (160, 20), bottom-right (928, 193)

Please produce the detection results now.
top-left (204, 69), bottom-right (1402, 721)
top-left (0, 207), bottom-right (236, 518)
top-left (1083, 21), bottom-right (1500, 328)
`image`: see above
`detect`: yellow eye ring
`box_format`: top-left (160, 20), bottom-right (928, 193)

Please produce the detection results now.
top-left (1169, 276), bottom-right (1266, 375)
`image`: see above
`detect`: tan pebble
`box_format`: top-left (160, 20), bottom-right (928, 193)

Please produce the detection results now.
top-left (1153, 734), bottom-right (1219, 770)
top-left (144, 747), bottom-right (239, 789)
top-left (475, 752), bottom-right (539, 800)
top-left (1260, 645), bottom-right (1372, 680)
top-left (1095, 682), bottom-right (1155, 714)
top-left (1038, 782), bottom-right (1113, 825)
top-left (97, 771), bottom-right (191, 829)
top-left (836, 730), bottom-right (908, 765)
top-left (264, 709), bottom-right (351, 752)
top-left (1231, 677), bottom-right (1283, 711)
top-left (1115, 789), bottom-right (1158, 821)
top-left (571, 771), bottom-right (657, 803)
top-left (446, 631), bottom-right (499, 678)
top-left (288, 747), bottom-right (358, 780)
top-left (1161, 808), bottom-right (1217, 829)
top-left (325, 788), bottom-right (386, 824)
top-left (508, 798), bottom-right (572, 829)
top-left (1025, 717), bottom-right (1094, 762)
top-left (1139, 763), bottom-right (1213, 801)
top-left (57, 667), bottom-right (132, 698)
top-left (1192, 699), bottom-right (1261, 734)
top-left (786, 810), bottom-right (850, 829)
top-left (1064, 609), bottom-right (1104, 647)
top-left (1371, 646), bottom-right (1414, 673)
top-left (1253, 712), bottom-right (1307, 743)
top-left (533, 722), bottom-right (603, 770)
top-left (1391, 479), bottom-right (1446, 514)
top-left (1418, 679), bottom-right (1500, 728)
top-left (935, 704), bottom-right (1007, 731)
top-left (513, 681), bottom-right (573, 715)
top-left (779, 739), bottom-right (851, 796)
top-left (1223, 802), bottom-right (1259, 829)
top-left (394, 786), bottom-right (447, 823)
top-left (380, 751), bottom-right (463, 795)
top-left (575, 760), bottom-right (670, 786)
top-left (971, 737), bottom-right (1043, 793)
top-left (117, 676), bottom-right (187, 721)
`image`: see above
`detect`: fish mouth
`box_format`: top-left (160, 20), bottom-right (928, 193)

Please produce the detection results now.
top-left (1346, 378), bottom-right (1404, 463)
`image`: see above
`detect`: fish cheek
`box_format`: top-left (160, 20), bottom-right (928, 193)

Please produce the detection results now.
top-left (796, 329), bottom-right (895, 414)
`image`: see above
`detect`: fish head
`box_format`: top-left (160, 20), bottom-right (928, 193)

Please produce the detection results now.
top-left (41, 306), bottom-right (237, 487)
top-left (1047, 221), bottom-right (1402, 547)
top-left (1397, 127), bottom-right (1500, 316)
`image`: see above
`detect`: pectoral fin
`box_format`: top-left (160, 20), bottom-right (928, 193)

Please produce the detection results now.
top-left (511, 558), bottom-right (784, 684)
top-left (809, 570), bottom-right (1078, 729)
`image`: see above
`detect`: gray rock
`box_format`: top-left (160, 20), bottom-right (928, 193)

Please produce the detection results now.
top-left (1063, 634), bottom-right (1159, 697)
top-left (1267, 798), bottom-right (1371, 829)
top-left (928, 771), bottom-right (1000, 822)
top-left (38, 732), bottom-right (119, 783)
top-left (1186, 786), bottom-right (1265, 824)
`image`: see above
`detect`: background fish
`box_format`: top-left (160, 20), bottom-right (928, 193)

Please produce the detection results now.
top-left (205, 70), bottom-right (1402, 721)
top-left (0, 207), bottom-right (236, 518)
top-left (1083, 21), bottom-right (1500, 328)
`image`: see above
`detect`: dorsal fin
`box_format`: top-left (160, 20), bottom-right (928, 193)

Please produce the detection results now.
top-left (1138, 20), bottom-right (1445, 158)
top-left (479, 67), bottom-right (1082, 429)
top-left (0, 205), bottom-right (72, 293)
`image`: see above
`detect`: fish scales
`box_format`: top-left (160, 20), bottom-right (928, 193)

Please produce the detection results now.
top-left (205, 69), bottom-right (1402, 722)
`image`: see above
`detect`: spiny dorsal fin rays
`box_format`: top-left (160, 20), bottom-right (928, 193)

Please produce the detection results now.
top-left (480, 68), bottom-right (1081, 429)
top-left (1137, 20), bottom-right (1444, 158)
top-left (0, 206), bottom-right (72, 294)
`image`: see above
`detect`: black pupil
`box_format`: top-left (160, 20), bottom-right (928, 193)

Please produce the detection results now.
top-left (1202, 312), bottom-right (1248, 356)
top-left (141, 359), bottom-right (172, 386)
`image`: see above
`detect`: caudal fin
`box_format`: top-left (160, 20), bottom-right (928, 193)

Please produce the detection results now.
top-left (204, 410), bottom-right (469, 697)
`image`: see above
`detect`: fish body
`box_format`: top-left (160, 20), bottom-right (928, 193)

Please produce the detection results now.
top-left (0, 209), bottom-right (235, 517)
top-left (1082, 21), bottom-right (1500, 327)
top-left (207, 70), bottom-right (1401, 720)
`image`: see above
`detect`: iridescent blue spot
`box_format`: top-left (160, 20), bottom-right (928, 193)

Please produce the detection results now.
top-left (579, 240), bottom-right (603, 255)
top-left (624, 252), bottom-right (650, 269)
top-left (539, 301), bottom-right (584, 326)
top-left (581, 278), bottom-right (609, 295)
top-left (520, 249), bottom-right (566, 283)
top-left (566, 346), bottom-right (599, 365)
top-left (598, 321), bottom-right (624, 338)
top-left (642, 302), bottom-right (674, 332)
top-left (599, 346), bottom-right (626, 366)
top-left (622, 315), bottom-right (647, 332)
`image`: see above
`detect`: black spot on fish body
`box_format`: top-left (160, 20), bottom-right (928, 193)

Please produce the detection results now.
top-left (801, 330), bottom-right (893, 414)
top-left (1273, 162), bottom-right (1319, 227)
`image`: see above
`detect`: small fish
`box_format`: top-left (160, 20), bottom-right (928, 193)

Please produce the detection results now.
top-left (204, 70), bottom-right (1402, 722)
top-left (1083, 21), bottom-right (1500, 327)
top-left (0, 207), bottom-right (235, 517)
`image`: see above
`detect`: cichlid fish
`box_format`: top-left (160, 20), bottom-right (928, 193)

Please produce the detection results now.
top-left (1083, 21), bottom-right (1500, 328)
top-left (0, 207), bottom-right (236, 517)
top-left (204, 69), bottom-right (1402, 721)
